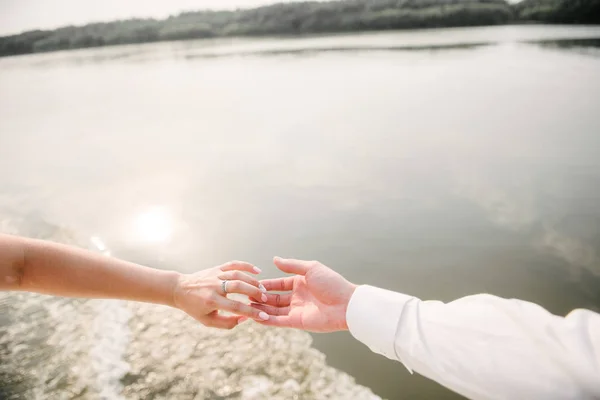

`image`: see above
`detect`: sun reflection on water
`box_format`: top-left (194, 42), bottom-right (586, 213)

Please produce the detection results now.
top-left (90, 235), bottom-right (111, 257)
top-left (132, 206), bottom-right (174, 243)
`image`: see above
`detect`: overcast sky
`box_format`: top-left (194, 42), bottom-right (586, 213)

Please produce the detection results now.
top-left (1, 0), bottom-right (523, 36)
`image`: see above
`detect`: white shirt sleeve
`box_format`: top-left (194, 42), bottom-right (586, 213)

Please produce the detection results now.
top-left (346, 285), bottom-right (600, 400)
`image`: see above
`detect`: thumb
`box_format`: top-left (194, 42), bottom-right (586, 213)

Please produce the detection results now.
top-left (273, 257), bottom-right (313, 276)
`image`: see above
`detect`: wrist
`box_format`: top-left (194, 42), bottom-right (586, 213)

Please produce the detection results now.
top-left (166, 270), bottom-right (184, 308)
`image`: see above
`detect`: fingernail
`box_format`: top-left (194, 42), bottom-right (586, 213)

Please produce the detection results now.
top-left (259, 311), bottom-right (269, 321)
top-left (261, 294), bottom-right (268, 302)
top-left (274, 256), bottom-right (281, 262)
top-left (259, 283), bottom-right (266, 292)
top-left (253, 266), bottom-right (262, 274)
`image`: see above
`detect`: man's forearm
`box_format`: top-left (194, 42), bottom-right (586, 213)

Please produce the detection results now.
top-left (2, 234), bottom-right (179, 306)
top-left (347, 286), bottom-right (600, 399)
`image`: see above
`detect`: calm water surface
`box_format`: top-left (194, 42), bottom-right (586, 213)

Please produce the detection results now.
top-left (1, 25), bottom-right (600, 399)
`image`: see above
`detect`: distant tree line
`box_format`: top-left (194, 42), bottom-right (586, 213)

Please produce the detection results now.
top-left (0, 0), bottom-right (598, 58)
top-left (514, 0), bottom-right (600, 24)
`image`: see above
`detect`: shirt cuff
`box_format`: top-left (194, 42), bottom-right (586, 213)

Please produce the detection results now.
top-left (346, 285), bottom-right (416, 364)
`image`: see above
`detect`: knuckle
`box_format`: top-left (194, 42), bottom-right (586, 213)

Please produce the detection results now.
top-left (207, 291), bottom-right (219, 300)
top-left (275, 294), bottom-right (281, 306)
top-left (231, 271), bottom-right (242, 280)
top-left (205, 298), bottom-right (216, 308)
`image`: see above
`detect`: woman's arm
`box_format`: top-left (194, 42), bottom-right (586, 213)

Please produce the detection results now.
top-left (1, 233), bottom-right (179, 304)
top-left (0, 233), bottom-right (270, 329)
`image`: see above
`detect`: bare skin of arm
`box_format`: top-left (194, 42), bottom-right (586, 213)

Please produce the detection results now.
top-left (0, 233), bottom-right (270, 329)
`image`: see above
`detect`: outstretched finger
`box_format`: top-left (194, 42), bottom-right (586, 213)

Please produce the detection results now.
top-left (250, 303), bottom-right (291, 316)
top-left (222, 280), bottom-right (268, 303)
top-left (218, 270), bottom-right (265, 291)
top-left (220, 260), bottom-right (262, 274)
top-left (261, 277), bottom-right (295, 292)
top-left (205, 314), bottom-right (242, 330)
top-left (250, 292), bottom-right (292, 307)
top-left (273, 257), bottom-right (314, 276)
top-left (216, 297), bottom-right (270, 321)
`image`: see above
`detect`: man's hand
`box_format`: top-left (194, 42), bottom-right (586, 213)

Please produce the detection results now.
top-left (251, 257), bottom-right (356, 332)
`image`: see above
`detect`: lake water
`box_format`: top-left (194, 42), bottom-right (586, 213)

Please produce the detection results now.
top-left (1, 24), bottom-right (600, 399)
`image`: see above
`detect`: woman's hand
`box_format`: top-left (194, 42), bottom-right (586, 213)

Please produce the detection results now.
top-left (0, 235), bottom-right (267, 330)
top-left (173, 261), bottom-right (270, 329)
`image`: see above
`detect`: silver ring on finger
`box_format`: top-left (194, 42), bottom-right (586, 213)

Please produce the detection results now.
top-left (221, 279), bottom-right (229, 294)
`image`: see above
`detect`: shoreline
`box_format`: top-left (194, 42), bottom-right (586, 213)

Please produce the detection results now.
top-left (2, 0), bottom-right (599, 59)
top-left (2, 24), bottom-right (600, 64)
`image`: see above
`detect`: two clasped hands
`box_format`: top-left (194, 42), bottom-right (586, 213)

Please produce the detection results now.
top-left (2, 234), bottom-right (599, 400)
top-left (174, 257), bottom-right (356, 332)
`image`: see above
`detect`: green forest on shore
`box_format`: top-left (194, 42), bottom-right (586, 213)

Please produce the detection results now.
top-left (1, 0), bottom-right (599, 57)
